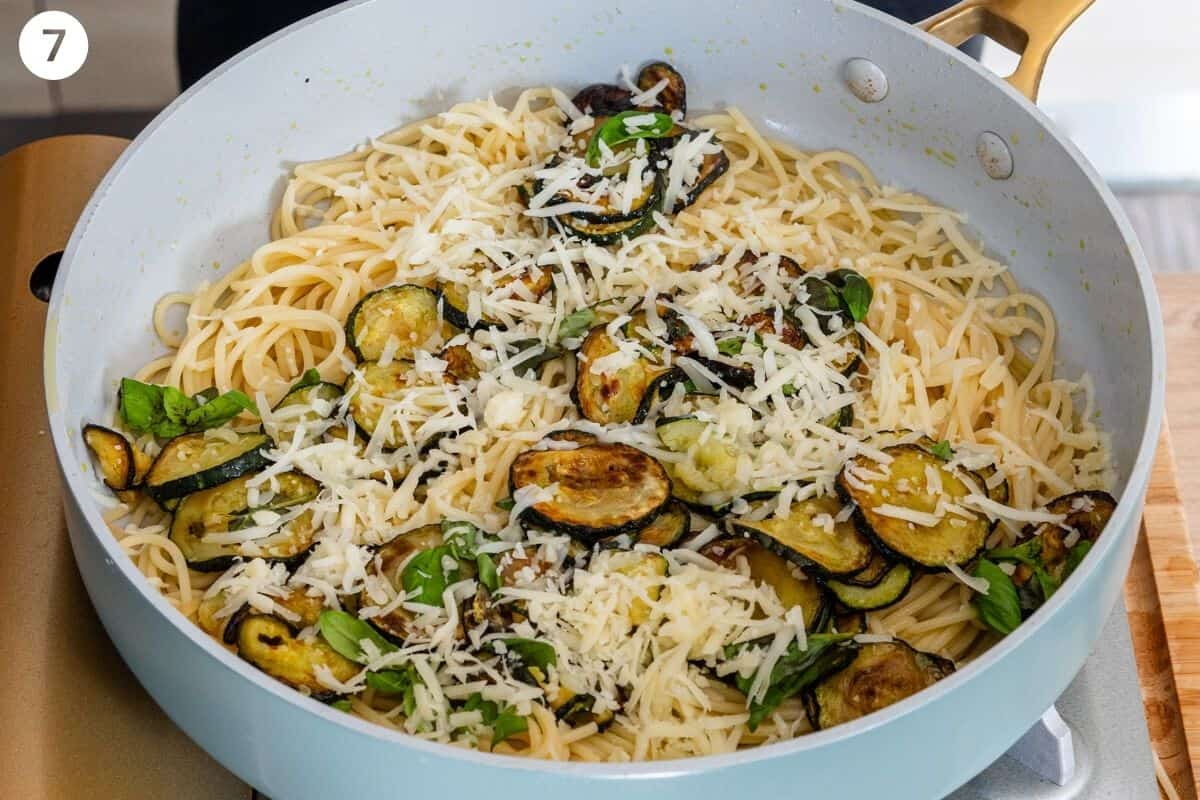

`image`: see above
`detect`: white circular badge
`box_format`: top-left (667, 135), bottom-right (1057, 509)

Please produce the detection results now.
top-left (19, 11), bottom-right (88, 81)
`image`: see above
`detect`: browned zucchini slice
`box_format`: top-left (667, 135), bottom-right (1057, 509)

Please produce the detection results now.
top-left (832, 610), bottom-right (867, 635)
top-left (169, 471), bottom-right (320, 571)
top-left (826, 562), bottom-right (913, 611)
top-left (840, 550), bottom-right (892, 587)
top-left (509, 442), bottom-right (671, 542)
top-left (731, 495), bottom-right (874, 578)
top-left (741, 310), bottom-right (807, 349)
top-left (345, 285), bottom-right (445, 362)
top-left (360, 524), bottom-right (449, 642)
top-left (544, 429), bottom-right (598, 447)
top-left (235, 614), bottom-right (360, 701)
top-left (441, 266), bottom-right (554, 330)
top-left (674, 147), bottom-right (730, 212)
top-left (573, 326), bottom-right (675, 425)
top-left (655, 416), bottom-right (742, 498)
top-left (837, 445), bottom-right (991, 569)
top-left (804, 640), bottom-right (955, 730)
top-left (440, 344), bottom-right (480, 383)
top-left (145, 431), bottom-right (270, 505)
top-left (977, 462), bottom-right (1011, 505)
top-left (83, 424), bottom-right (135, 491)
top-left (561, 206), bottom-right (659, 245)
top-left (571, 84), bottom-right (634, 115)
top-left (270, 381), bottom-right (343, 444)
top-left (702, 538), bottom-right (831, 631)
top-left (1022, 490), bottom-right (1117, 577)
top-left (541, 163), bottom-right (662, 225)
top-left (634, 499), bottom-right (690, 548)
top-left (636, 61), bottom-right (686, 116)
top-left (345, 360), bottom-right (462, 451)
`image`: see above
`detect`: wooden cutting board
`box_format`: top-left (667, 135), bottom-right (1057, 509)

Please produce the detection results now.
top-left (2, 136), bottom-right (1198, 799)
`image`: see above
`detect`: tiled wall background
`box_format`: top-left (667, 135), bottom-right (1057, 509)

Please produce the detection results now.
top-left (1, 0), bottom-right (177, 115)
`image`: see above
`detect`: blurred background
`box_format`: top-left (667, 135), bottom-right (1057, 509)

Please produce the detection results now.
top-left (3, 0), bottom-right (1199, 272)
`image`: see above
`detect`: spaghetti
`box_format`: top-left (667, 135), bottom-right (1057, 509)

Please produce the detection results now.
top-left (95, 73), bottom-right (1112, 762)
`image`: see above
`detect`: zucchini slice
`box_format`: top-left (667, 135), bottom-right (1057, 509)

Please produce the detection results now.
top-left (731, 495), bottom-right (874, 578)
top-left (83, 424), bottom-right (135, 491)
top-left (702, 538), bottom-right (830, 631)
top-left (840, 550), bottom-right (892, 588)
top-left (1023, 490), bottom-right (1117, 577)
top-left (361, 524), bottom-right (450, 643)
top-left (345, 285), bottom-right (446, 362)
top-left (544, 429), bottom-right (599, 447)
top-left (441, 266), bottom-right (554, 330)
top-left (541, 164), bottom-right (662, 224)
top-left (571, 84), bottom-right (634, 116)
top-left (169, 471), bottom-right (320, 571)
top-left (613, 551), bottom-right (669, 625)
top-left (636, 61), bottom-right (686, 116)
top-left (345, 360), bottom-right (459, 451)
top-left (561, 206), bottom-right (658, 245)
top-left (270, 381), bottom-right (343, 443)
top-left (574, 326), bottom-right (674, 425)
top-left (509, 442), bottom-right (671, 542)
top-left (673, 147), bottom-right (730, 212)
top-left (977, 462), bottom-right (1011, 505)
top-left (837, 445), bottom-right (991, 569)
top-left (145, 431), bottom-right (270, 505)
top-left (740, 310), bottom-right (807, 350)
top-left (656, 416), bottom-right (742, 497)
top-left (829, 329), bottom-right (865, 376)
top-left (440, 344), bottom-right (480, 383)
top-left (804, 640), bottom-right (955, 730)
top-left (235, 614), bottom-right (360, 702)
top-left (832, 610), bottom-right (867, 635)
top-left (634, 499), bottom-right (690, 548)
top-left (826, 563), bottom-right (914, 611)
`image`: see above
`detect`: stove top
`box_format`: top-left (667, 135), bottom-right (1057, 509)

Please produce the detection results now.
top-left (950, 599), bottom-right (1158, 798)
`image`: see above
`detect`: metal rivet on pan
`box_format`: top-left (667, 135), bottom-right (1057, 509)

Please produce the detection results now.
top-left (843, 58), bottom-right (888, 103)
top-left (976, 131), bottom-right (1014, 180)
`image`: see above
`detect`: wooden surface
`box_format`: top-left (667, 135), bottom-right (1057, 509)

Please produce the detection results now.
top-left (1160, 274), bottom-right (1200, 553)
top-left (0, 136), bottom-right (251, 799)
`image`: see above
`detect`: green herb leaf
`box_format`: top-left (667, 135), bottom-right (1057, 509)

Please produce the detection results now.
top-left (317, 609), bottom-right (396, 664)
top-left (502, 637), bottom-right (557, 671)
top-left (289, 368), bottom-right (324, 393)
top-left (192, 387), bottom-right (219, 403)
top-left (986, 537), bottom-right (1043, 567)
top-left (716, 338), bottom-right (744, 356)
top-left (401, 547), bottom-right (458, 607)
top-left (971, 559), bottom-right (1022, 635)
top-left (1033, 565), bottom-right (1061, 602)
top-left (185, 389), bottom-right (256, 429)
top-left (557, 307), bottom-right (599, 341)
top-left (585, 111), bottom-right (676, 167)
top-left (836, 271), bottom-right (873, 322)
top-left (496, 497), bottom-right (516, 511)
top-left (929, 440), bottom-right (954, 461)
top-left (477, 553), bottom-right (500, 592)
top-left (366, 664), bottom-right (420, 695)
top-left (508, 339), bottom-right (565, 371)
top-left (329, 699), bottom-right (352, 712)
top-left (799, 276), bottom-right (842, 314)
top-left (118, 377), bottom-right (258, 438)
top-left (1064, 539), bottom-right (1093, 579)
top-left (490, 712), bottom-right (529, 747)
top-left (730, 634), bottom-right (857, 730)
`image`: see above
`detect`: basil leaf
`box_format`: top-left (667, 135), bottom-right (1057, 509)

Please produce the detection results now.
top-left (329, 699), bottom-right (352, 712)
top-left (318, 609), bottom-right (396, 664)
top-left (502, 637), bottom-right (557, 671)
top-left (1064, 539), bottom-right (1093, 579)
top-left (477, 553), bottom-right (500, 592)
top-left (441, 519), bottom-right (480, 556)
top-left (508, 339), bottom-right (564, 372)
top-left (192, 387), bottom-right (219, 403)
top-left (557, 307), bottom-right (599, 341)
top-left (929, 440), bottom-right (954, 461)
top-left (716, 338), bottom-right (744, 356)
top-left (366, 665), bottom-right (420, 695)
top-left (1033, 565), bottom-right (1061, 602)
top-left (732, 634), bottom-right (857, 731)
top-left (490, 712), bottom-right (529, 747)
top-left (834, 271), bottom-right (873, 322)
top-left (402, 546), bottom-right (459, 607)
top-left (799, 276), bottom-right (842, 314)
top-left (986, 538), bottom-right (1043, 567)
top-left (585, 110), bottom-right (675, 166)
top-left (185, 389), bottom-right (256, 429)
top-left (971, 559), bottom-right (1022, 635)
top-left (118, 378), bottom-right (164, 433)
top-left (495, 497), bottom-right (516, 511)
top-left (289, 368), bottom-right (324, 393)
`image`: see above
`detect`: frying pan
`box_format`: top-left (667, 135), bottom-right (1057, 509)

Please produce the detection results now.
top-left (33, 0), bottom-right (1164, 797)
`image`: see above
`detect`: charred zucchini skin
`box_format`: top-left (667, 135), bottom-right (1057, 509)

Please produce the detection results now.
top-left (344, 285), bottom-right (445, 362)
top-left (674, 148), bottom-right (730, 212)
top-left (572, 326), bottom-right (676, 425)
top-left (560, 182), bottom-right (661, 245)
top-left (826, 562), bottom-right (914, 611)
top-left (539, 166), bottom-right (662, 225)
top-left (632, 499), bottom-right (690, 548)
top-left (83, 424), bottom-right (136, 490)
top-left (144, 431), bottom-right (270, 506)
top-left (702, 537), bottom-right (831, 631)
top-left (730, 495), bottom-right (875, 578)
top-left (509, 442), bottom-right (672, 543)
top-left (636, 61), bottom-right (686, 116)
top-left (836, 444), bottom-right (991, 570)
top-left (571, 84), bottom-right (634, 115)
top-left (234, 614), bottom-right (359, 703)
top-left (804, 640), bottom-right (955, 731)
